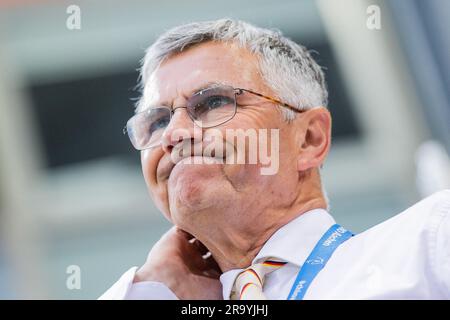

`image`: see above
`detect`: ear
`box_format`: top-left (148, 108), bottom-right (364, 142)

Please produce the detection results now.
top-left (296, 107), bottom-right (332, 172)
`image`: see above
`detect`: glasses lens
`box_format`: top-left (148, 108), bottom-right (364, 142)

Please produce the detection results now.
top-left (187, 86), bottom-right (236, 128)
top-left (126, 107), bottom-right (171, 150)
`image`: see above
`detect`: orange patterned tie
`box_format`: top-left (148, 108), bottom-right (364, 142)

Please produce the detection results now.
top-left (230, 258), bottom-right (287, 300)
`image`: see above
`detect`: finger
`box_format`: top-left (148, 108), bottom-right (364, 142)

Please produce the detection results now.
top-left (202, 251), bottom-right (212, 259)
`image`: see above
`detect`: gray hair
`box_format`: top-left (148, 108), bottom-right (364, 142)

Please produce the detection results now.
top-left (136, 18), bottom-right (328, 120)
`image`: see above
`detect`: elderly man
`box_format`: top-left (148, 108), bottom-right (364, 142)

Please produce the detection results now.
top-left (101, 19), bottom-right (450, 300)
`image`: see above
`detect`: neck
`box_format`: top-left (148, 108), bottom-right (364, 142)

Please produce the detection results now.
top-left (194, 194), bottom-right (327, 272)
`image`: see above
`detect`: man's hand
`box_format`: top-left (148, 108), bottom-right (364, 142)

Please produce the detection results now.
top-left (134, 226), bottom-right (223, 299)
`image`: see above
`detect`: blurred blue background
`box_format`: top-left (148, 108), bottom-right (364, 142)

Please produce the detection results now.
top-left (0, 0), bottom-right (449, 299)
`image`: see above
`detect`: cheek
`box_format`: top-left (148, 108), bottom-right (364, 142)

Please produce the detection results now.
top-left (154, 183), bottom-right (171, 220)
top-left (222, 163), bottom-right (262, 190)
top-left (141, 149), bottom-right (160, 187)
top-left (279, 130), bottom-right (299, 167)
top-left (141, 149), bottom-right (171, 217)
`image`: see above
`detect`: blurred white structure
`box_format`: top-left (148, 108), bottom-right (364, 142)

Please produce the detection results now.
top-left (416, 140), bottom-right (450, 197)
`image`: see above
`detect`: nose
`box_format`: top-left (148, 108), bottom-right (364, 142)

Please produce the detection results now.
top-left (160, 107), bottom-right (200, 154)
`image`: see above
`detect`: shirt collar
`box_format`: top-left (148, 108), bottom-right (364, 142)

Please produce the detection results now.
top-left (220, 208), bottom-right (335, 299)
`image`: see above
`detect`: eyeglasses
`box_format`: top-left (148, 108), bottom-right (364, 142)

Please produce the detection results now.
top-left (124, 84), bottom-right (304, 150)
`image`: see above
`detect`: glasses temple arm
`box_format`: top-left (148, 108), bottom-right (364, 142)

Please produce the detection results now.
top-left (237, 88), bottom-right (304, 113)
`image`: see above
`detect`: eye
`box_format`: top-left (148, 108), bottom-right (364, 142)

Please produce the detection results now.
top-left (149, 115), bottom-right (170, 134)
top-left (197, 95), bottom-right (233, 114)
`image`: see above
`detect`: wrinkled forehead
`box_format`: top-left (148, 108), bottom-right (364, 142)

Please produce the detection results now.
top-left (139, 41), bottom-right (266, 111)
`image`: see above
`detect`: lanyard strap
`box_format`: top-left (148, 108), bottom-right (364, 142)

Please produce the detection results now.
top-left (287, 224), bottom-right (354, 300)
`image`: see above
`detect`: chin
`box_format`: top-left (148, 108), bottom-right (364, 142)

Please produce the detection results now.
top-left (168, 163), bottom-right (223, 212)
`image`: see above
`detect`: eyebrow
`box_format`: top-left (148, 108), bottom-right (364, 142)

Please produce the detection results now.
top-left (142, 81), bottom-right (230, 112)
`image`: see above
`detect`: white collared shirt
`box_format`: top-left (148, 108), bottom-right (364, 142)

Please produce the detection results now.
top-left (99, 190), bottom-right (450, 300)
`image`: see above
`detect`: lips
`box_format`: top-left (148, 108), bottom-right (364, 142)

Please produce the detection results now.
top-left (157, 144), bottom-right (228, 181)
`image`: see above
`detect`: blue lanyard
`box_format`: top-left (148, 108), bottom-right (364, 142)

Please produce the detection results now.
top-left (287, 224), bottom-right (354, 300)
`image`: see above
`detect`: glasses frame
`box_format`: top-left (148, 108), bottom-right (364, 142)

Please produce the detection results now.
top-left (124, 85), bottom-right (305, 150)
